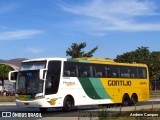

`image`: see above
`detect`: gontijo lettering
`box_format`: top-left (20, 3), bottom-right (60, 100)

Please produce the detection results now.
top-left (108, 80), bottom-right (131, 86)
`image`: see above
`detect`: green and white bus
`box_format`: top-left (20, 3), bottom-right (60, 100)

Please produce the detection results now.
top-left (9, 57), bottom-right (149, 111)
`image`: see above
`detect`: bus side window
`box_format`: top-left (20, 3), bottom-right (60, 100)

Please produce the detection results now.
top-left (63, 62), bottom-right (77, 77)
top-left (94, 64), bottom-right (105, 78)
top-left (120, 67), bottom-right (130, 78)
top-left (64, 70), bottom-right (71, 76)
top-left (107, 65), bottom-right (119, 78)
top-left (82, 71), bottom-right (88, 77)
top-left (130, 67), bottom-right (138, 78)
top-left (138, 67), bottom-right (147, 78)
top-left (78, 63), bottom-right (93, 77)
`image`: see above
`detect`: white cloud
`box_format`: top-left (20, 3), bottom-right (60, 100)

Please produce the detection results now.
top-left (26, 47), bottom-right (46, 54)
top-left (0, 30), bottom-right (44, 40)
top-left (61, 0), bottom-right (156, 18)
top-left (59, 0), bottom-right (160, 34)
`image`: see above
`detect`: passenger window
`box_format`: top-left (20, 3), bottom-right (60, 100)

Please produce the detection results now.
top-left (120, 67), bottom-right (130, 78)
top-left (63, 62), bottom-right (77, 77)
top-left (138, 67), bottom-right (147, 78)
top-left (107, 66), bottom-right (119, 78)
top-left (130, 67), bottom-right (138, 78)
top-left (78, 63), bottom-right (93, 77)
top-left (94, 64), bottom-right (105, 77)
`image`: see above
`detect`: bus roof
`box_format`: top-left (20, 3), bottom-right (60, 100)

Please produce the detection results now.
top-left (22, 57), bottom-right (147, 67)
top-left (69, 57), bottom-right (147, 67)
top-left (22, 57), bottom-right (67, 62)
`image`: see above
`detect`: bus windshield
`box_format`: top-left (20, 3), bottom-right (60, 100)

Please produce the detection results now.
top-left (20, 61), bottom-right (46, 71)
top-left (16, 70), bottom-right (44, 95)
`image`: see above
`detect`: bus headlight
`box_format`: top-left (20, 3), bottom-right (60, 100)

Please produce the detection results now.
top-left (50, 98), bottom-right (57, 105)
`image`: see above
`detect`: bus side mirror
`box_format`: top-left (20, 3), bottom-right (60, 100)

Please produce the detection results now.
top-left (8, 71), bottom-right (18, 82)
top-left (39, 69), bottom-right (47, 80)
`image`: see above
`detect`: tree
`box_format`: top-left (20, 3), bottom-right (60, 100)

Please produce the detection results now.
top-left (0, 64), bottom-right (10, 89)
top-left (115, 46), bottom-right (151, 64)
top-left (150, 52), bottom-right (160, 80)
top-left (114, 46), bottom-right (159, 79)
top-left (66, 42), bottom-right (98, 58)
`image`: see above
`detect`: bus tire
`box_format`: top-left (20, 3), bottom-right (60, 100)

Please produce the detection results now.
top-left (122, 94), bottom-right (130, 106)
top-left (131, 93), bottom-right (138, 106)
top-left (63, 96), bottom-right (74, 112)
top-left (39, 108), bottom-right (48, 112)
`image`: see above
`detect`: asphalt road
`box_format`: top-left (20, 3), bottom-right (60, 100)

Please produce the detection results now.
top-left (0, 100), bottom-right (160, 120)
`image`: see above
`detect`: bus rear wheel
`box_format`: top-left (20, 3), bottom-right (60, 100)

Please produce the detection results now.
top-left (131, 94), bottom-right (138, 106)
top-left (63, 96), bottom-right (74, 112)
top-left (122, 94), bottom-right (130, 106)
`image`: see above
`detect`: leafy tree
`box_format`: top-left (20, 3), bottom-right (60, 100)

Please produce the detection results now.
top-left (66, 42), bottom-right (98, 58)
top-left (150, 52), bottom-right (160, 80)
top-left (114, 46), bottom-right (160, 80)
top-left (0, 64), bottom-right (10, 89)
top-left (115, 46), bottom-right (151, 64)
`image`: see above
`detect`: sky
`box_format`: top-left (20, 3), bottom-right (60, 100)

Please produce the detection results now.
top-left (0, 0), bottom-right (160, 60)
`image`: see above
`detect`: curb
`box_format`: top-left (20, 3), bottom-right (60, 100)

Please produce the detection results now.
top-left (0, 102), bottom-right (16, 106)
top-left (148, 98), bottom-right (160, 102)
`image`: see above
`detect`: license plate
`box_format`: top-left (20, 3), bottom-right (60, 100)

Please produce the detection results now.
top-left (24, 103), bottom-right (29, 105)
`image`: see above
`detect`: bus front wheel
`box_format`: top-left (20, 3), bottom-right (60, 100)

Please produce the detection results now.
top-left (63, 96), bottom-right (74, 112)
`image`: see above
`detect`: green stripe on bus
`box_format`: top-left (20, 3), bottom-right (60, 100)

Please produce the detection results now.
top-left (90, 78), bottom-right (111, 99)
top-left (78, 78), bottom-right (111, 99)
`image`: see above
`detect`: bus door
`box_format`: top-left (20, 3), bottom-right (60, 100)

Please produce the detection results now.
top-left (45, 61), bottom-right (61, 95)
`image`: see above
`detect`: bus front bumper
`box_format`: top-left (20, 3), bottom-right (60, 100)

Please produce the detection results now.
top-left (16, 98), bottom-right (61, 108)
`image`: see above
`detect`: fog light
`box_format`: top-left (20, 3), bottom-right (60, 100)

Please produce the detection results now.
top-left (50, 98), bottom-right (57, 105)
